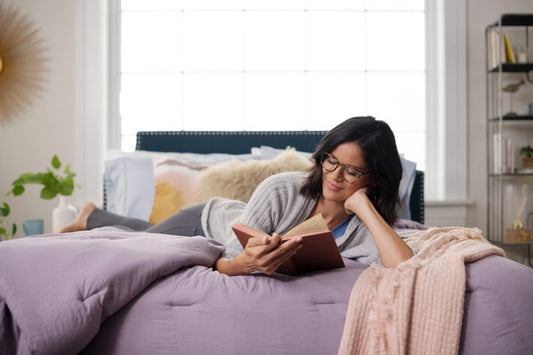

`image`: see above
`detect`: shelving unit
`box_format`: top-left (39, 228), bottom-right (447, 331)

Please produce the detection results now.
top-left (486, 14), bottom-right (533, 262)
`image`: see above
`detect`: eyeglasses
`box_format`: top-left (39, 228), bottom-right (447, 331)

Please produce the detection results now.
top-left (321, 152), bottom-right (369, 184)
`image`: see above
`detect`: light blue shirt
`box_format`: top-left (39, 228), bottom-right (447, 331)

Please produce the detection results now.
top-left (332, 215), bottom-right (355, 239)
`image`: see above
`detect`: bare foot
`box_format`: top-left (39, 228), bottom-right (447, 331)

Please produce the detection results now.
top-left (59, 202), bottom-right (96, 233)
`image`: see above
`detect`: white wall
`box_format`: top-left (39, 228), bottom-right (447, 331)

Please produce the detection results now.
top-left (0, 0), bottom-right (77, 234)
top-left (1, 0), bottom-right (533, 239)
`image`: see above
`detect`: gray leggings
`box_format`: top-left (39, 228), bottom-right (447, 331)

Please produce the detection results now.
top-left (87, 203), bottom-right (206, 237)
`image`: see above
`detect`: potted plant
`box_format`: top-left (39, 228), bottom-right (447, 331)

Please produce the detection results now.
top-left (0, 202), bottom-right (16, 241)
top-left (8, 155), bottom-right (80, 233)
top-left (520, 145), bottom-right (533, 168)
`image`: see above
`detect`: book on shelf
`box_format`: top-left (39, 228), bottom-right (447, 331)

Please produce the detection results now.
top-left (232, 214), bottom-right (345, 275)
top-left (493, 133), bottom-right (516, 174)
top-left (488, 28), bottom-right (506, 70)
top-left (493, 133), bottom-right (502, 173)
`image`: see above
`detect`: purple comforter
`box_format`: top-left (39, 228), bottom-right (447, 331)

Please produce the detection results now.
top-left (1, 228), bottom-right (533, 355)
top-left (0, 228), bottom-right (223, 354)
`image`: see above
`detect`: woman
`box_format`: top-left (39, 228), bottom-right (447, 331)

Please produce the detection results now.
top-left (62, 116), bottom-right (413, 275)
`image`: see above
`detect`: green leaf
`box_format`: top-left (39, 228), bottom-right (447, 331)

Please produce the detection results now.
top-left (51, 155), bottom-right (61, 169)
top-left (12, 173), bottom-right (43, 185)
top-left (0, 202), bottom-right (9, 217)
top-left (40, 172), bottom-right (57, 184)
top-left (60, 180), bottom-right (74, 196)
top-left (0, 227), bottom-right (6, 235)
top-left (11, 223), bottom-right (16, 236)
top-left (11, 185), bottom-right (25, 196)
top-left (40, 186), bottom-right (58, 199)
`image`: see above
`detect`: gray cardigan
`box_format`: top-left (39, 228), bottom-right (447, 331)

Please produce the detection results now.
top-left (201, 172), bottom-right (380, 265)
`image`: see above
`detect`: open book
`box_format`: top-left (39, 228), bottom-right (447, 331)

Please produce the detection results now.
top-left (232, 214), bottom-right (345, 275)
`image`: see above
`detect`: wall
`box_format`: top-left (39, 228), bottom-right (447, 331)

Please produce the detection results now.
top-left (0, 0), bottom-right (77, 234)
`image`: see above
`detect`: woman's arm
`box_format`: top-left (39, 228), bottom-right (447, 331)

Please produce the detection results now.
top-left (215, 234), bottom-right (303, 276)
top-left (344, 188), bottom-right (413, 268)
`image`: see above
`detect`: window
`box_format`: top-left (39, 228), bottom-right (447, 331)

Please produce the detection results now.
top-left (115, 0), bottom-right (426, 170)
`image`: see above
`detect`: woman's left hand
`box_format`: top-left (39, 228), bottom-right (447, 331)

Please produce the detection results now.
top-left (344, 186), bottom-right (371, 216)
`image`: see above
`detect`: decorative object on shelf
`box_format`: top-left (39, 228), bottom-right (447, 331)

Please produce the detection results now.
top-left (502, 79), bottom-right (525, 117)
top-left (8, 155), bottom-right (80, 233)
top-left (0, 201), bottom-right (16, 241)
top-left (516, 46), bottom-right (528, 63)
top-left (505, 185), bottom-right (530, 243)
top-left (503, 35), bottom-right (516, 63)
top-left (0, 1), bottom-right (47, 124)
top-left (520, 145), bottom-right (533, 168)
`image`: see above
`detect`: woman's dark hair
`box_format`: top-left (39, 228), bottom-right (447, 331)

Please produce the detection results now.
top-left (300, 116), bottom-right (402, 225)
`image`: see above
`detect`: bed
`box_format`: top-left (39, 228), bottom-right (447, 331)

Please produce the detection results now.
top-left (0, 131), bottom-right (532, 355)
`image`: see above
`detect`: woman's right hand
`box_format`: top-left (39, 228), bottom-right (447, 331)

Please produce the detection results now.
top-left (215, 234), bottom-right (303, 276)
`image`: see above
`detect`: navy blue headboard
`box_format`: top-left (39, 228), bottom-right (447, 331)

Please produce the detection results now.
top-left (135, 131), bottom-right (424, 223)
top-left (136, 130), bottom-right (328, 154)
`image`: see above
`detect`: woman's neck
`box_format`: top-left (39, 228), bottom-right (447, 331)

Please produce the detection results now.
top-left (310, 198), bottom-right (350, 230)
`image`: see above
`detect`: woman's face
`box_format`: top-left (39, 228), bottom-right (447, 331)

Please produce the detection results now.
top-left (321, 142), bottom-right (372, 203)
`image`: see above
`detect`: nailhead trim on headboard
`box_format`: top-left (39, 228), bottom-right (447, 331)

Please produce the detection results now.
top-left (136, 130), bottom-right (328, 149)
top-left (135, 130), bottom-right (329, 154)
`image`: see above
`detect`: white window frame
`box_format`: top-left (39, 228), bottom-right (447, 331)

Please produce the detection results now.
top-left (426, 0), bottom-right (467, 201)
top-left (75, 0), bottom-right (108, 207)
top-left (76, 0), bottom-right (468, 210)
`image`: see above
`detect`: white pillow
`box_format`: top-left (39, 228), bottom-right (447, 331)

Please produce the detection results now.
top-left (397, 158), bottom-right (417, 220)
top-left (104, 154), bottom-right (155, 220)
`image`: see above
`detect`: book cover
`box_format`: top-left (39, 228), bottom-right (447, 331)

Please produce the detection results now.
top-left (232, 214), bottom-right (345, 275)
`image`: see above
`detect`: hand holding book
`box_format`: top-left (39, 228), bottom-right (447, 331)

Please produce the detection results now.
top-left (232, 214), bottom-right (345, 275)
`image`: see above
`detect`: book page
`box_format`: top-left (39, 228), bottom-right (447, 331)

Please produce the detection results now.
top-left (283, 214), bottom-right (329, 238)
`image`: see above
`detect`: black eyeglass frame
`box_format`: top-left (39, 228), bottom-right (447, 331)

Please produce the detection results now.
top-left (320, 152), bottom-right (370, 184)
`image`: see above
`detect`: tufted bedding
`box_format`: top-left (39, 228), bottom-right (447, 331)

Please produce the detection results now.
top-left (1, 227), bottom-right (532, 355)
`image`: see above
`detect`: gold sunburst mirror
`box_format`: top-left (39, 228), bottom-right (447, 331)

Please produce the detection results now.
top-left (0, 1), bottom-right (47, 124)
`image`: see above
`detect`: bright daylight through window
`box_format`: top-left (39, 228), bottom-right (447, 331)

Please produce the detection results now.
top-left (117, 0), bottom-right (426, 170)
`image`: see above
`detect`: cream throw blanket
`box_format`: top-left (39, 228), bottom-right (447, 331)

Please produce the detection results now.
top-left (338, 227), bottom-right (505, 355)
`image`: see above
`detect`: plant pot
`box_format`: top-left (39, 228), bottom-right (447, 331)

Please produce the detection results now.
top-left (522, 157), bottom-right (533, 168)
top-left (52, 196), bottom-right (77, 233)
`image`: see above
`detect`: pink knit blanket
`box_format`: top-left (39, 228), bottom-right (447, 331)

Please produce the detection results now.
top-left (338, 227), bottom-right (506, 355)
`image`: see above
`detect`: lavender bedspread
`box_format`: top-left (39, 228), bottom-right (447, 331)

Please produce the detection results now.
top-left (1, 228), bottom-right (533, 355)
top-left (0, 228), bottom-right (223, 355)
